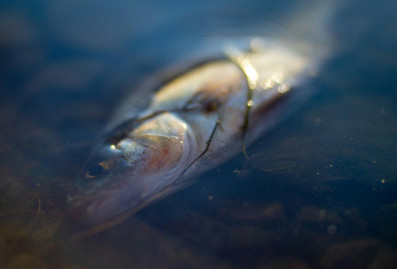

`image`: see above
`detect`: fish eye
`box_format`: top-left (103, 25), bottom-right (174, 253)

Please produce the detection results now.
top-left (85, 163), bottom-right (104, 178)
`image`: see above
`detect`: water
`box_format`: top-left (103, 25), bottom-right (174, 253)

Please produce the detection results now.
top-left (1, 0), bottom-right (397, 268)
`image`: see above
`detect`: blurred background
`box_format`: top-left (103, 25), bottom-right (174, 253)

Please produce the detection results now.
top-left (1, 0), bottom-right (397, 268)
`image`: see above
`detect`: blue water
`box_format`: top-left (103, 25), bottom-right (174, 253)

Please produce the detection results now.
top-left (1, 0), bottom-right (397, 268)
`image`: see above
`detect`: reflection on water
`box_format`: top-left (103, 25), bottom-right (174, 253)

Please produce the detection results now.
top-left (1, 0), bottom-right (397, 268)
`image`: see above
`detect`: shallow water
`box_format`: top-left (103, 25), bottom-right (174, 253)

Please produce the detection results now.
top-left (1, 0), bottom-right (397, 268)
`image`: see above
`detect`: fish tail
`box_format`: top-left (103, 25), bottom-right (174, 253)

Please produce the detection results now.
top-left (279, 0), bottom-right (342, 60)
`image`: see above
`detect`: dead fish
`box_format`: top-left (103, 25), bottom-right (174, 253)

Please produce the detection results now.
top-left (68, 2), bottom-right (335, 230)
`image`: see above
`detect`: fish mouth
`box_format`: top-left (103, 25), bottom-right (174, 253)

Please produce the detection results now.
top-left (67, 173), bottom-right (164, 227)
top-left (67, 173), bottom-right (189, 229)
top-left (67, 184), bottom-right (138, 227)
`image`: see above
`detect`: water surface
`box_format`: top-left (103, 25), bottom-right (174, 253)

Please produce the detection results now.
top-left (1, 0), bottom-right (397, 268)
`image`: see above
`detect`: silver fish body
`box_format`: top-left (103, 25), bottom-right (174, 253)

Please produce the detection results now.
top-left (67, 38), bottom-right (323, 226)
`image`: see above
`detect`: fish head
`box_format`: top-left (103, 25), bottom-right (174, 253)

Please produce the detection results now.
top-left (68, 114), bottom-right (195, 226)
top-left (67, 142), bottom-right (137, 226)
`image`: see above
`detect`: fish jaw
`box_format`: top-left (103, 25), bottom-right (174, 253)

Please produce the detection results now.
top-left (68, 113), bottom-right (197, 226)
top-left (68, 170), bottom-right (176, 226)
